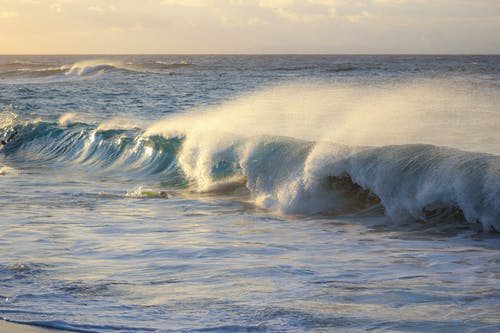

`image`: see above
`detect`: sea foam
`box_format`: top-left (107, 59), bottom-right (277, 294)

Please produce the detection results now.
top-left (3, 81), bottom-right (499, 230)
top-left (145, 81), bottom-right (500, 230)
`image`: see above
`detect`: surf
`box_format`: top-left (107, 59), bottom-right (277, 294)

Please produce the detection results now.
top-left (171, 132), bottom-right (499, 231)
top-left (1, 116), bottom-right (182, 183)
top-left (0, 58), bottom-right (195, 84)
top-left (144, 80), bottom-right (500, 231)
top-left (2, 79), bottom-right (499, 231)
top-left (3, 127), bottom-right (498, 231)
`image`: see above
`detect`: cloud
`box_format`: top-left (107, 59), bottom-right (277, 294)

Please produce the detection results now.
top-left (346, 10), bottom-right (374, 23)
top-left (1, 0), bottom-right (499, 54)
top-left (307, 0), bottom-right (336, 5)
top-left (88, 5), bottom-right (117, 13)
top-left (50, 1), bottom-right (63, 13)
top-left (247, 17), bottom-right (269, 27)
top-left (372, 0), bottom-right (409, 4)
top-left (0, 11), bottom-right (19, 18)
top-left (258, 0), bottom-right (336, 23)
top-left (161, 0), bottom-right (211, 7)
top-left (257, 0), bottom-right (294, 9)
top-left (219, 15), bottom-right (238, 27)
top-left (1, 0), bottom-right (40, 3)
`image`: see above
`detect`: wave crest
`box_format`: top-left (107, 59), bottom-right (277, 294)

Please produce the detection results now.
top-left (4, 118), bottom-right (499, 231)
top-left (0, 58), bottom-right (195, 84)
top-left (175, 133), bottom-right (500, 231)
top-left (63, 61), bottom-right (117, 76)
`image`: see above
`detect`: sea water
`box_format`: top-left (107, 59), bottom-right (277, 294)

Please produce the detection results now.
top-left (0, 55), bottom-right (499, 332)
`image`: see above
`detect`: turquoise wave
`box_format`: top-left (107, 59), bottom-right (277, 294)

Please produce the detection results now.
top-left (2, 120), bottom-right (499, 231)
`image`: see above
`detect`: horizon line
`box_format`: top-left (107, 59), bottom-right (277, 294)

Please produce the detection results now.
top-left (1, 53), bottom-right (499, 56)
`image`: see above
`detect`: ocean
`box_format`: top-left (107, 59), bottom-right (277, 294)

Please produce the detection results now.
top-left (0, 55), bottom-right (499, 332)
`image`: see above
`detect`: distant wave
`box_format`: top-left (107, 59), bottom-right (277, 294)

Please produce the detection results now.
top-left (4, 318), bottom-right (265, 333)
top-left (62, 61), bottom-right (119, 76)
top-left (0, 59), bottom-right (194, 84)
top-left (0, 62), bottom-right (110, 84)
top-left (3, 60), bottom-right (47, 69)
top-left (150, 60), bottom-right (194, 69)
top-left (324, 65), bottom-right (358, 72)
top-left (272, 65), bottom-right (358, 72)
top-left (2, 118), bottom-right (499, 231)
top-left (62, 59), bottom-right (193, 76)
top-left (5, 318), bottom-right (156, 333)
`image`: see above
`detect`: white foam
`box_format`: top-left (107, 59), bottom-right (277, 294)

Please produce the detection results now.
top-left (63, 60), bottom-right (120, 76)
top-left (0, 165), bottom-right (17, 176)
top-left (144, 80), bottom-right (500, 230)
top-left (146, 79), bottom-right (500, 155)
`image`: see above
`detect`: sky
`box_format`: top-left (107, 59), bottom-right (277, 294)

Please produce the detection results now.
top-left (1, 0), bottom-right (499, 54)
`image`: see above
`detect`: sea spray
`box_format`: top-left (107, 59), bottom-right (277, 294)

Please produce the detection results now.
top-left (2, 80), bottom-right (499, 230)
top-left (145, 81), bottom-right (500, 229)
top-left (146, 80), bottom-right (500, 154)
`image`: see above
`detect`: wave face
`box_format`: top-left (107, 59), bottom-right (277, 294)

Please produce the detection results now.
top-left (174, 133), bottom-right (499, 231)
top-left (2, 119), bottom-right (183, 185)
top-left (144, 80), bottom-right (499, 231)
top-left (3, 113), bottom-right (499, 231)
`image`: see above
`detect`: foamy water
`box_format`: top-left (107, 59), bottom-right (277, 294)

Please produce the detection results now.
top-left (0, 55), bottom-right (499, 332)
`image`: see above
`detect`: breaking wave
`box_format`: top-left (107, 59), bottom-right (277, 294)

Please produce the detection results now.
top-left (1, 116), bottom-right (499, 231)
top-left (0, 59), bottom-right (194, 84)
top-left (1, 79), bottom-right (499, 231)
top-left (174, 132), bottom-right (499, 231)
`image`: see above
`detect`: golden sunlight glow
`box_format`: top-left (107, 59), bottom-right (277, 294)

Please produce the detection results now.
top-left (0, 0), bottom-right (499, 54)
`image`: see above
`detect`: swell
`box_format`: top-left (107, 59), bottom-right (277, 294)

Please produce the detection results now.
top-left (4, 319), bottom-right (156, 333)
top-left (0, 62), bottom-right (113, 82)
top-left (0, 59), bottom-right (194, 83)
top-left (2, 120), bottom-right (499, 231)
top-left (272, 65), bottom-right (358, 72)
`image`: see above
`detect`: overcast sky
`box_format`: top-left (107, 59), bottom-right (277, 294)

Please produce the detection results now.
top-left (1, 0), bottom-right (499, 54)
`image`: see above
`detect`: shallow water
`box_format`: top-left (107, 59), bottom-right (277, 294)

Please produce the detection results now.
top-left (0, 55), bottom-right (499, 332)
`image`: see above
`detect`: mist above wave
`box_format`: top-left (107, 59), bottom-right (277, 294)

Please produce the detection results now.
top-left (1, 79), bottom-right (499, 231)
top-left (147, 80), bottom-right (500, 155)
top-left (144, 80), bottom-right (500, 230)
